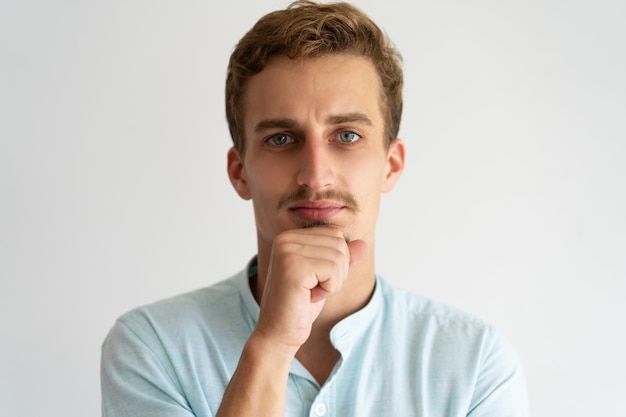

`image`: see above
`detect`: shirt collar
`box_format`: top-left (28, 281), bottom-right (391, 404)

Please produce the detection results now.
top-left (329, 275), bottom-right (383, 356)
top-left (238, 257), bottom-right (261, 325)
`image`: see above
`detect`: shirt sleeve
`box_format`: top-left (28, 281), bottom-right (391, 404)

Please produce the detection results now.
top-left (466, 327), bottom-right (529, 417)
top-left (101, 318), bottom-right (200, 417)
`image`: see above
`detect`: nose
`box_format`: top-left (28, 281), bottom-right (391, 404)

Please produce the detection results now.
top-left (296, 138), bottom-right (335, 191)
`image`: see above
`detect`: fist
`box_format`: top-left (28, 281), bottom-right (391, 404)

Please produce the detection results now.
top-left (254, 227), bottom-right (366, 352)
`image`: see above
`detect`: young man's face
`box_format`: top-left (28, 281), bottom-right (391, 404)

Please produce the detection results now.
top-left (228, 53), bottom-right (404, 252)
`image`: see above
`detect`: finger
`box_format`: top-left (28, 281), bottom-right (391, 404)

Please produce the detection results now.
top-left (310, 285), bottom-right (330, 303)
top-left (347, 239), bottom-right (368, 266)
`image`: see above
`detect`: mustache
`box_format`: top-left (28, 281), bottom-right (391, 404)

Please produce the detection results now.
top-left (277, 189), bottom-right (359, 211)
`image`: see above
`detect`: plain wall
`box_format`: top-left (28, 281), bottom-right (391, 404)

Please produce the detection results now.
top-left (1, 0), bottom-right (625, 416)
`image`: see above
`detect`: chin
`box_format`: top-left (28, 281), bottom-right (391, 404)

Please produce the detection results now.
top-left (301, 220), bottom-right (335, 228)
top-left (300, 221), bottom-right (355, 243)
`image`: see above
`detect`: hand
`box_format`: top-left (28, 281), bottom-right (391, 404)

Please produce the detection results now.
top-left (253, 227), bottom-right (367, 355)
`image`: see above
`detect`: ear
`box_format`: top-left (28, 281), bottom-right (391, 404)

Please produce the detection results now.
top-left (382, 139), bottom-right (405, 193)
top-left (227, 147), bottom-right (252, 200)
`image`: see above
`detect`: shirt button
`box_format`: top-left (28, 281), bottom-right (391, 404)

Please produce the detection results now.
top-left (314, 402), bottom-right (327, 416)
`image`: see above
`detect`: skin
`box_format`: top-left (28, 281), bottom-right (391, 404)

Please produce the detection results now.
top-left (220, 53), bottom-right (405, 417)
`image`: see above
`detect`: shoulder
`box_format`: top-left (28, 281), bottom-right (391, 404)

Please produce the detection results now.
top-left (103, 271), bottom-right (251, 356)
top-left (119, 273), bottom-right (242, 328)
top-left (101, 272), bottom-right (250, 416)
top-left (120, 274), bottom-right (241, 321)
top-left (375, 277), bottom-right (528, 414)
top-left (376, 276), bottom-right (521, 368)
top-left (377, 276), bottom-right (490, 331)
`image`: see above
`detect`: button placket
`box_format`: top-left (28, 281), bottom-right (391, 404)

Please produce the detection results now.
top-left (313, 402), bottom-right (327, 416)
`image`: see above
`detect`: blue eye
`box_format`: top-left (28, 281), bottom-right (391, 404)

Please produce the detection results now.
top-left (338, 131), bottom-right (361, 143)
top-left (267, 134), bottom-right (294, 146)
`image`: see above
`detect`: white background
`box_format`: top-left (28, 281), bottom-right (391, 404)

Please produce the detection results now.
top-left (1, 0), bottom-right (625, 416)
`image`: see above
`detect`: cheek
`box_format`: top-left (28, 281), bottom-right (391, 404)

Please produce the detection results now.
top-left (248, 178), bottom-right (275, 204)
top-left (346, 175), bottom-right (382, 214)
top-left (348, 156), bottom-right (388, 189)
top-left (246, 163), bottom-right (290, 203)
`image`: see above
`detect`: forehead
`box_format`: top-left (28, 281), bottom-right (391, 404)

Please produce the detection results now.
top-left (241, 54), bottom-right (385, 134)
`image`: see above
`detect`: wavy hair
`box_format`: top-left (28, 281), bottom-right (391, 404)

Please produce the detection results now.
top-left (225, 1), bottom-right (403, 153)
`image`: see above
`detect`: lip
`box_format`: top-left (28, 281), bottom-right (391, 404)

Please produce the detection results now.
top-left (288, 200), bottom-right (345, 221)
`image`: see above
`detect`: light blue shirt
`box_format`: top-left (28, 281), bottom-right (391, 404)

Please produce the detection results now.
top-left (101, 262), bottom-right (528, 416)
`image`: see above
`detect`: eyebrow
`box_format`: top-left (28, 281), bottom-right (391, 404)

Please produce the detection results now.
top-left (254, 113), bottom-right (373, 133)
top-left (325, 112), bottom-right (373, 126)
top-left (254, 118), bottom-right (298, 133)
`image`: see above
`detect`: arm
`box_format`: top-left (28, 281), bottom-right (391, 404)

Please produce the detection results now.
top-left (466, 329), bottom-right (529, 417)
top-left (101, 320), bottom-right (197, 417)
top-left (215, 332), bottom-right (293, 416)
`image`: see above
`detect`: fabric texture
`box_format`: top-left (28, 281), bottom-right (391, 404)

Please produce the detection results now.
top-left (101, 261), bottom-right (529, 416)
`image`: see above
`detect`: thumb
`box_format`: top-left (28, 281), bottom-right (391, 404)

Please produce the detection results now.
top-left (347, 239), bottom-right (368, 267)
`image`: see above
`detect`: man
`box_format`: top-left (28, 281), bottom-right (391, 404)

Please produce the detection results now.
top-left (101, 2), bottom-right (529, 416)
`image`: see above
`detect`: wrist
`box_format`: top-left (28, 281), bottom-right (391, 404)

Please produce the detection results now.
top-left (246, 329), bottom-right (300, 365)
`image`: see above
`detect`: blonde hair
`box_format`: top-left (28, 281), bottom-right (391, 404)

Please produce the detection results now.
top-left (225, 1), bottom-right (403, 153)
